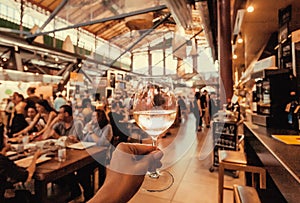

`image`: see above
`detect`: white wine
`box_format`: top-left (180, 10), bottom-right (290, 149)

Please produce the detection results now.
top-left (133, 110), bottom-right (177, 138)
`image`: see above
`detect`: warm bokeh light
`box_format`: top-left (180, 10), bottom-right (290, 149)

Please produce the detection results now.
top-left (247, 5), bottom-right (254, 13)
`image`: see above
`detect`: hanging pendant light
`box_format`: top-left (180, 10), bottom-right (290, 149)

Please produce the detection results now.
top-left (124, 0), bottom-right (153, 30)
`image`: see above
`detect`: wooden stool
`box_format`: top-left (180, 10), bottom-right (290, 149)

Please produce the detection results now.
top-left (233, 185), bottom-right (261, 203)
top-left (218, 150), bottom-right (266, 203)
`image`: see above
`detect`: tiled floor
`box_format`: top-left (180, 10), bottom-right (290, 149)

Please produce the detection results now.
top-left (129, 113), bottom-right (244, 203)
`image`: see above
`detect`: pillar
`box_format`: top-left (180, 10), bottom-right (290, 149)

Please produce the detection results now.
top-left (218, 0), bottom-right (233, 106)
top-left (148, 48), bottom-right (152, 75)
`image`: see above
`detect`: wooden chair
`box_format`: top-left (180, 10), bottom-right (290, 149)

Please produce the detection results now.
top-left (233, 184), bottom-right (261, 203)
top-left (218, 150), bottom-right (266, 203)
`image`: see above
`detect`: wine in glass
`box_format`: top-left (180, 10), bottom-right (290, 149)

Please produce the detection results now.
top-left (133, 76), bottom-right (177, 192)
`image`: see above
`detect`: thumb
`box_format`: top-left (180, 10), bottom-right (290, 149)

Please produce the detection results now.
top-left (134, 150), bottom-right (163, 174)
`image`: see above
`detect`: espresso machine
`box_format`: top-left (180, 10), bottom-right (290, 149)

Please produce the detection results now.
top-left (251, 68), bottom-right (291, 128)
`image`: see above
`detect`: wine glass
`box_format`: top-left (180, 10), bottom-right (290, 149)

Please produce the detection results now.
top-left (133, 76), bottom-right (177, 192)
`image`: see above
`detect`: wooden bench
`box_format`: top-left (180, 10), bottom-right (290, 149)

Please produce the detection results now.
top-left (233, 185), bottom-right (261, 203)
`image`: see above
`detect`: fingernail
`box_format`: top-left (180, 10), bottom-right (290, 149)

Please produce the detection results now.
top-left (153, 150), bottom-right (163, 159)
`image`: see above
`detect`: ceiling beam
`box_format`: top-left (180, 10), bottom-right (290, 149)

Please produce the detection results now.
top-left (109, 13), bottom-right (172, 67)
top-left (28, 0), bottom-right (69, 43)
top-left (26, 5), bottom-right (167, 39)
top-left (153, 28), bottom-right (204, 68)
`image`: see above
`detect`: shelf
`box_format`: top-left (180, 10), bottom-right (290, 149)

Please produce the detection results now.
top-left (214, 132), bottom-right (235, 136)
top-left (214, 144), bottom-right (236, 149)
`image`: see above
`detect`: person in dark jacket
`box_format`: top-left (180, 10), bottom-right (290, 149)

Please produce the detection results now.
top-left (0, 123), bottom-right (41, 202)
top-left (190, 92), bottom-right (202, 132)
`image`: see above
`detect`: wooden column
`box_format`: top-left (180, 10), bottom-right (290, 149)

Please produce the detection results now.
top-left (148, 48), bottom-right (152, 75)
top-left (218, 0), bottom-right (233, 106)
top-left (19, 0), bottom-right (24, 37)
top-left (130, 52), bottom-right (133, 71)
top-left (163, 37), bottom-right (166, 75)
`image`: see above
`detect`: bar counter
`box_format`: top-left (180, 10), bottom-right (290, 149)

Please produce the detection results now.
top-left (243, 121), bottom-right (300, 203)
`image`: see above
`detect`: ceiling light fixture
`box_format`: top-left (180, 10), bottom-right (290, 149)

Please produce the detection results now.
top-left (233, 54), bottom-right (238, 59)
top-left (237, 33), bottom-right (243, 44)
top-left (247, 5), bottom-right (254, 13)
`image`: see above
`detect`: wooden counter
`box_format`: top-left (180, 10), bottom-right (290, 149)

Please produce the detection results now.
top-left (244, 122), bottom-right (300, 203)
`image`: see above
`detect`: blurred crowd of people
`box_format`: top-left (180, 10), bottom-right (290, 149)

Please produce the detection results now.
top-left (0, 87), bottom-right (144, 202)
top-left (0, 85), bottom-right (223, 202)
top-left (0, 87), bottom-right (141, 147)
top-left (190, 90), bottom-right (220, 132)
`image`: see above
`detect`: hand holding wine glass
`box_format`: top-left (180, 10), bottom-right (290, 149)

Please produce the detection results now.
top-left (133, 76), bottom-right (177, 192)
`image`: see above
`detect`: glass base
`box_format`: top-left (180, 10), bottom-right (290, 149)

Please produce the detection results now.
top-left (142, 170), bottom-right (174, 192)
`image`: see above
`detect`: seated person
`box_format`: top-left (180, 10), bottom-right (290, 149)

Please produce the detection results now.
top-left (0, 123), bottom-right (41, 202)
top-left (108, 101), bottom-right (129, 145)
top-left (49, 104), bottom-right (84, 141)
top-left (18, 105), bottom-right (46, 137)
top-left (83, 109), bottom-right (113, 146)
top-left (25, 106), bottom-right (45, 133)
top-left (48, 105), bottom-right (92, 201)
top-left (13, 100), bottom-right (57, 140)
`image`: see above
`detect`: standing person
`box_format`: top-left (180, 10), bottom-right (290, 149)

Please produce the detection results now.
top-left (4, 97), bottom-right (14, 128)
top-left (53, 93), bottom-right (66, 111)
top-left (209, 92), bottom-right (219, 120)
top-left (25, 87), bottom-right (40, 108)
top-left (190, 92), bottom-right (202, 132)
top-left (177, 95), bottom-right (187, 123)
top-left (8, 93), bottom-right (28, 138)
top-left (200, 90), bottom-right (210, 128)
top-left (82, 90), bottom-right (92, 110)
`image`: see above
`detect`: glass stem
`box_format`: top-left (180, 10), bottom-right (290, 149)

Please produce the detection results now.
top-left (149, 136), bottom-right (160, 178)
top-left (152, 137), bottom-right (158, 149)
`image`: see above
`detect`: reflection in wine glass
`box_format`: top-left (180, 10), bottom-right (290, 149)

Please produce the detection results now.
top-left (133, 76), bottom-right (177, 192)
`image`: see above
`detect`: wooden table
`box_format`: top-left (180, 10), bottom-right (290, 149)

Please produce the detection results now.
top-left (244, 122), bottom-right (300, 203)
top-left (33, 146), bottom-right (107, 203)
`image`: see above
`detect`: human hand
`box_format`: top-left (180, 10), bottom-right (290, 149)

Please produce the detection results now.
top-left (67, 135), bottom-right (79, 143)
top-left (12, 133), bottom-right (20, 138)
top-left (88, 143), bottom-right (163, 203)
top-left (0, 143), bottom-right (11, 155)
top-left (108, 142), bottom-right (163, 175)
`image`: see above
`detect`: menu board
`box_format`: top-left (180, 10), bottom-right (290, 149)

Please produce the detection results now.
top-left (278, 5), bottom-right (292, 70)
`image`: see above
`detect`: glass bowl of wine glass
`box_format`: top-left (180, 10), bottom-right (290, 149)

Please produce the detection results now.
top-left (133, 76), bottom-right (177, 192)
